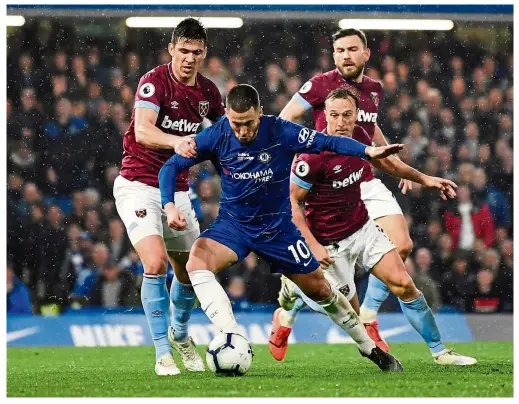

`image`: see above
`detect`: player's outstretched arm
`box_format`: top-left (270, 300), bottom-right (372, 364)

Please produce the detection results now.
top-left (279, 96), bottom-right (307, 122)
top-left (371, 156), bottom-right (458, 200)
top-left (135, 108), bottom-right (197, 157)
top-left (374, 123), bottom-right (414, 194)
top-left (280, 118), bottom-right (403, 160)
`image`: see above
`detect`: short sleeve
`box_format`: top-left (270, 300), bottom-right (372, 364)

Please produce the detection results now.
top-left (206, 81), bottom-right (225, 122)
top-left (290, 154), bottom-right (323, 190)
top-left (134, 69), bottom-right (165, 113)
top-left (352, 126), bottom-right (372, 146)
top-left (293, 74), bottom-right (327, 111)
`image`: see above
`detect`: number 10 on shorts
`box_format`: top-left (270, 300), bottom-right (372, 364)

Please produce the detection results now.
top-left (288, 240), bottom-right (311, 263)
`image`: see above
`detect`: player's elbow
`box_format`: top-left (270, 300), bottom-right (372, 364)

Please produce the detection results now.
top-left (134, 126), bottom-right (147, 144)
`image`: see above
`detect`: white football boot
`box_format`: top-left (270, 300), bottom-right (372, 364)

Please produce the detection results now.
top-left (168, 327), bottom-right (205, 372)
top-left (277, 275), bottom-right (299, 311)
top-left (433, 348), bottom-right (477, 365)
top-left (155, 353), bottom-right (181, 376)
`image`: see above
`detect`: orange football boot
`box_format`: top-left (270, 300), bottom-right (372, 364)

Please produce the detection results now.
top-left (268, 308), bottom-right (292, 361)
top-left (364, 320), bottom-right (390, 352)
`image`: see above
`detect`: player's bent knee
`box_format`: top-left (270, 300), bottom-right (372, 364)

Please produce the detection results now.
top-left (143, 254), bottom-right (168, 275)
top-left (396, 238), bottom-right (413, 261)
top-left (305, 280), bottom-right (333, 302)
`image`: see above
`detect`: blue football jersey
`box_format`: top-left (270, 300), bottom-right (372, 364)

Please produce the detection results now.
top-left (159, 115), bottom-right (369, 236)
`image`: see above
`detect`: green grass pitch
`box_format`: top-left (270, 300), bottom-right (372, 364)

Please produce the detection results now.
top-left (7, 342), bottom-right (512, 397)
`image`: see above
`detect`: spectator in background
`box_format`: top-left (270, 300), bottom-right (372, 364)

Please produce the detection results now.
top-left (44, 97), bottom-right (87, 139)
top-left (124, 52), bottom-right (142, 83)
top-left (69, 55), bottom-right (89, 99)
top-left (402, 121), bottom-right (428, 163)
top-left (433, 232), bottom-right (455, 272)
top-left (89, 260), bottom-right (139, 307)
top-left (471, 167), bottom-right (511, 229)
top-left (443, 185), bottom-right (495, 251)
top-left (7, 261), bottom-right (32, 315)
top-left (469, 269), bottom-right (501, 313)
top-left (405, 256), bottom-right (442, 312)
top-left (204, 56), bottom-right (228, 95)
top-left (38, 205), bottom-right (68, 302)
top-left (86, 47), bottom-right (109, 86)
top-left (226, 276), bottom-right (250, 310)
top-left (496, 239), bottom-right (513, 312)
top-left (70, 242), bottom-right (110, 304)
top-left (440, 252), bottom-right (476, 312)
top-left (106, 218), bottom-right (132, 266)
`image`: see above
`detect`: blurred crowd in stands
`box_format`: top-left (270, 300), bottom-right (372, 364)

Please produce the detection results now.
top-left (7, 21), bottom-right (513, 315)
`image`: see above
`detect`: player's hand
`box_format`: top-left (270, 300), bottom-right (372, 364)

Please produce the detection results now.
top-left (310, 243), bottom-right (335, 269)
top-left (165, 203), bottom-right (187, 230)
top-left (365, 144), bottom-right (404, 160)
top-left (422, 176), bottom-right (458, 200)
top-left (398, 179), bottom-right (414, 195)
top-left (175, 135), bottom-right (198, 158)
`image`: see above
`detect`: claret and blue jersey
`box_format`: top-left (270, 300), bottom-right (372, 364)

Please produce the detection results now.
top-left (159, 115), bottom-right (369, 274)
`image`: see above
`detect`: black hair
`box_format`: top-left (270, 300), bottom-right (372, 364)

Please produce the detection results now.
top-left (325, 87), bottom-right (360, 109)
top-left (332, 28), bottom-right (368, 49)
top-left (226, 84), bottom-right (260, 113)
top-left (171, 17), bottom-right (207, 45)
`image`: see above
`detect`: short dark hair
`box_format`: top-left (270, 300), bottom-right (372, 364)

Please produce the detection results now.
top-left (226, 84), bottom-right (260, 113)
top-left (325, 87), bottom-right (360, 109)
top-left (171, 18), bottom-right (207, 45)
top-left (332, 28), bottom-right (368, 49)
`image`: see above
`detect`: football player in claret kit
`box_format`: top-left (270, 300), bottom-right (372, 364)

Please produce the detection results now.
top-left (278, 28), bottom-right (418, 349)
top-left (113, 18), bottom-right (225, 375)
top-left (269, 87), bottom-right (477, 366)
top-left (159, 84), bottom-right (406, 372)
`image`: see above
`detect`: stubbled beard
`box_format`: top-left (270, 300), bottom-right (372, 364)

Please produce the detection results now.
top-left (338, 63), bottom-right (364, 80)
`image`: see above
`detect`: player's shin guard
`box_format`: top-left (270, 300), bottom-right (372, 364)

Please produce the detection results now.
top-left (319, 290), bottom-right (376, 355)
top-left (188, 270), bottom-right (240, 334)
top-left (359, 274), bottom-right (390, 323)
top-left (398, 292), bottom-right (446, 354)
top-left (170, 277), bottom-right (196, 342)
top-left (141, 275), bottom-right (172, 361)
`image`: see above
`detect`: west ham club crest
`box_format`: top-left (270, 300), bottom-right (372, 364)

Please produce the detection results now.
top-left (199, 101), bottom-right (210, 117)
top-left (370, 92), bottom-right (379, 107)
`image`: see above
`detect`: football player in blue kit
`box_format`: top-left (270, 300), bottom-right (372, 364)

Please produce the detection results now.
top-left (159, 84), bottom-right (405, 371)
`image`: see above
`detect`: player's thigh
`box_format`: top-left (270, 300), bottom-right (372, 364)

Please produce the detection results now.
top-left (186, 218), bottom-right (248, 274)
top-left (323, 246), bottom-right (357, 301)
top-left (369, 249), bottom-right (417, 299)
top-left (168, 251), bottom-right (191, 284)
top-left (375, 214), bottom-right (413, 259)
top-left (286, 268), bottom-right (332, 303)
top-left (161, 191), bottom-right (201, 282)
top-left (187, 237), bottom-right (240, 274)
top-left (113, 175), bottom-right (168, 273)
top-left (360, 178), bottom-right (412, 257)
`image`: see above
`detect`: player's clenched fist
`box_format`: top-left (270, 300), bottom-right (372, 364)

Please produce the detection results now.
top-left (165, 202), bottom-right (188, 230)
top-left (175, 135), bottom-right (198, 158)
top-left (365, 143), bottom-right (404, 160)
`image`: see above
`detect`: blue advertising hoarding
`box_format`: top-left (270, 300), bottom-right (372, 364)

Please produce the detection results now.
top-left (7, 311), bottom-right (473, 347)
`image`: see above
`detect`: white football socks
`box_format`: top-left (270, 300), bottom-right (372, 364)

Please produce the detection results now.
top-left (188, 269), bottom-right (240, 334)
top-left (319, 290), bottom-right (376, 355)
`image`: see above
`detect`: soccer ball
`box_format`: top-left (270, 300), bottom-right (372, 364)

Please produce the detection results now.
top-left (206, 333), bottom-right (253, 376)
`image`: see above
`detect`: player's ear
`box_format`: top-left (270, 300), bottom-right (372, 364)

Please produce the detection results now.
top-left (258, 106), bottom-right (263, 117)
top-left (202, 46), bottom-right (208, 59)
top-left (167, 42), bottom-right (175, 57)
top-left (363, 47), bottom-right (371, 63)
